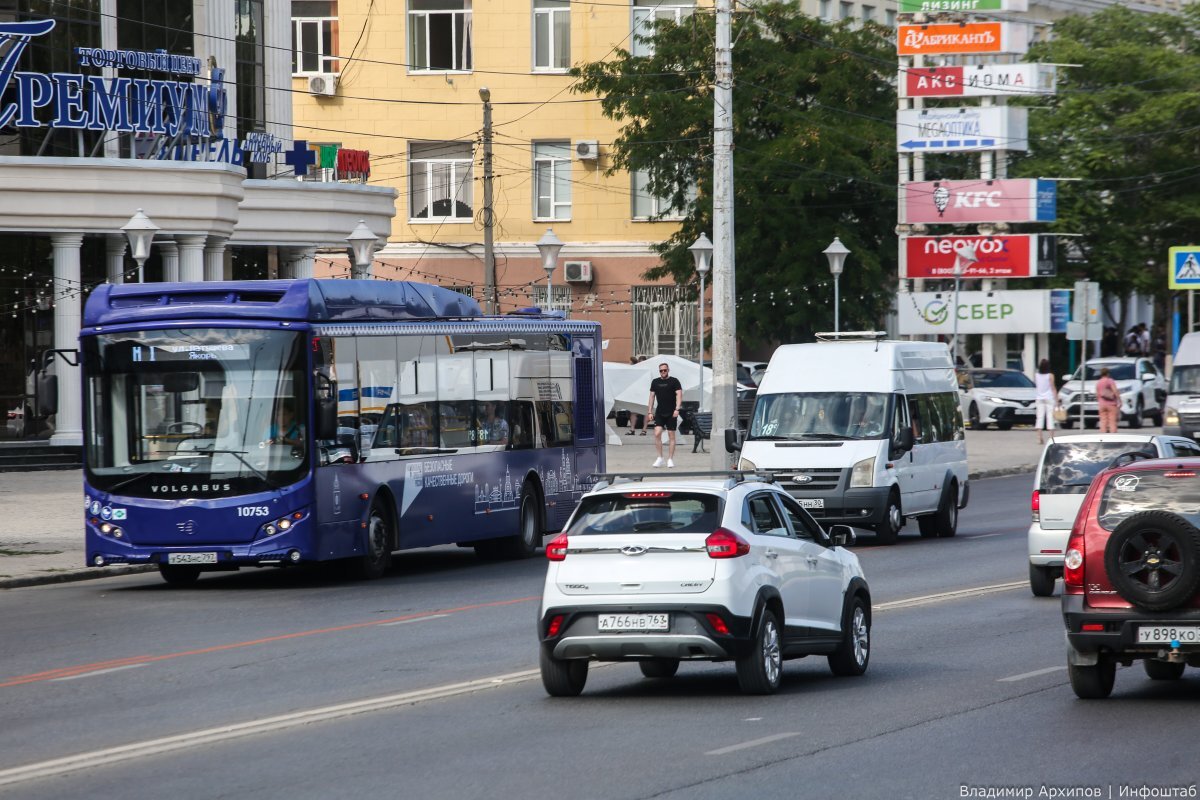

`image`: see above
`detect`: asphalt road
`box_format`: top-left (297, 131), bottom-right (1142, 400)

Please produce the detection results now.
top-left (2, 473), bottom-right (1198, 800)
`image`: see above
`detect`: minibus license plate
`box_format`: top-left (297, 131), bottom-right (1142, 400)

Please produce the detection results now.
top-left (168, 552), bottom-right (217, 565)
top-left (598, 613), bottom-right (668, 632)
top-left (799, 499), bottom-right (824, 509)
top-left (1137, 626), bottom-right (1200, 644)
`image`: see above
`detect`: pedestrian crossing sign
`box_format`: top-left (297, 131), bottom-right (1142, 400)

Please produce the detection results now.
top-left (1170, 246), bottom-right (1200, 289)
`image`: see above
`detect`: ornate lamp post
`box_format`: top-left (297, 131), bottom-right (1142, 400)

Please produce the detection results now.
top-left (346, 219), bottom-right (376, 279)
top-left (823, 236), bottom-right (849, 333)
top-left (536, 228), bottom-right (564, 312)
top-left (689, 233), bottom-right (713, 411)
top-left (121, 208), bottom-right (159, 283)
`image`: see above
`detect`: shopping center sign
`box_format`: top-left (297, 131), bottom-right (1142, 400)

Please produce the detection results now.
top-left (900, 64), bottom-right (1056, 99)
top-left (899, 179), bottom-right (1056, 224)
top-left (900, 234), bottom-right (1058, 279)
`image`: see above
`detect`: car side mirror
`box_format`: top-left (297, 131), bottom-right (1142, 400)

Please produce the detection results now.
top-left (1062, 374), bottom-right (1073, 383)
top-left (894, 427), bottom-right (914, 453)
top-left (1141, 372), bottom-right (1156, 381)
top-left (725, 428), bottom-right (743, 453)
top-left (828, 525), bottom-right (856, 547)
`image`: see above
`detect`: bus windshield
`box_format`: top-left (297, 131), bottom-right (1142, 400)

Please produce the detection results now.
top-left (83, 328), bottom-right (308, 497)
top-left (1170, 364), bottom-right (1200, 394)
top-left (748, 392), bottom-right (889, 441)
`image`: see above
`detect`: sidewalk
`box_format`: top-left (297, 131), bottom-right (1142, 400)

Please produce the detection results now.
top-left (0, 425), bottom-right (1046, 589)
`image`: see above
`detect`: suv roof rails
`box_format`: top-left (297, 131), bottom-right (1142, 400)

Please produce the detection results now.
top-left (814, 330), bottom-right (888, 342)
top-left (591, 471), bottom-right (776, 491)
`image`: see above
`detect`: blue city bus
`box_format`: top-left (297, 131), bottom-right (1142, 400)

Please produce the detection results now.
top-left (81, 279), bottom-right (605, 585)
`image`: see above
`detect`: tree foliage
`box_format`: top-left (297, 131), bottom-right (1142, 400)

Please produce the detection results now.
top-left (571, 4), bottom-right (897, 346)
top-left (1016, 5), bottom-right (1200, 313)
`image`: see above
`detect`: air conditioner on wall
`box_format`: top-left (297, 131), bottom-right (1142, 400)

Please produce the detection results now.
top-left (575, 140), bottom-right (599, 161)
top-left (564, 261), bottom-right (593, 283)
top-left (307, 74), bottom-right (338, 96)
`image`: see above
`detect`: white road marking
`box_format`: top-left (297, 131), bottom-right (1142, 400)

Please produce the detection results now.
top-left (873, 581), bottom-right (1026, 612)
top-left (0, 668), bottom-right (543, 788)
top-left (706, 732), bottom-right (801, 756)
top-left (51, 664), bottom-right (147, 682)
top-left (380, 614), bottom-right (449, 627)
top-left (997, 666), bottom-right (1065, 682)
top-left (963, 533), bottom-right (1004, 540)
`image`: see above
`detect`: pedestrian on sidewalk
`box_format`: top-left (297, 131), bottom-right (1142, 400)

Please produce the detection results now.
top-left (1096, 366), bottom-right (1120, 433)
top-left (647, 362), bottom-right (683, 468)
top-left (1034, 358), bottom-right (1060, 445)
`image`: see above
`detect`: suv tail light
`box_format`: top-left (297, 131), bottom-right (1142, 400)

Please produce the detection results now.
top-left (705, 528), bottom-right (750, 559)
top-left (546, 533), bottom-right (568, 561)
top-left (1031, 490), bottom-right (1040, 523)
top-left (1063, 525), bottom-right (1085, 593)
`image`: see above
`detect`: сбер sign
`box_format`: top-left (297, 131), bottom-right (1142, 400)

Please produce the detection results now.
top-left (897, 290), bottom-right (1053, 336)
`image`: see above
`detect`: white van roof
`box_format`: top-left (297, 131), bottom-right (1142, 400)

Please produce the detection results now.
top-left (759, 340), bottom-right (954, 395)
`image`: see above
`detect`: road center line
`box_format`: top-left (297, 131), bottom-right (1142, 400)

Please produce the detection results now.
top-left (963, 533), bottom-right (1004, 540)
top-left (0, 668), bottom-right (545, 789)
top-left (380, 614), bottom-right (449, 627)
top-left (51, 664), bottom-right (147, 682)
top-left (873, 581), bottom-right (1026, 612)
top-left (997, 666), bottom-right (1065, 682)
top-left (706, 732), bottom-right (801, 756)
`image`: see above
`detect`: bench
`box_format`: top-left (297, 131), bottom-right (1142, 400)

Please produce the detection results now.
top-left (687, 411), bottom-right (712, 453)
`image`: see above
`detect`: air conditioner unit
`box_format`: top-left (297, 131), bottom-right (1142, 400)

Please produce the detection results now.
top-left (575, 140), bottom-right (599, 161)
top-left (307, 74), bottom-right (337, 97)
top-left (564, 260), bottom-right (593, 283)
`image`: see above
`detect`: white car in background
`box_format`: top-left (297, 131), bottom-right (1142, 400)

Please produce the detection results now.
top-left (1027, 433), bottom-right (1200, 597)
top-left (957, 368), bottom-right (1038, 430)
top-left (1057, 357), bottom-right (1167, 428)
top-left (538, 473), bottom-right (871, 696)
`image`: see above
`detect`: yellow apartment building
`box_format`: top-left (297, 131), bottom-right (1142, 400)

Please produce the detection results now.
top-left (291, 0), bottom-right (716, 363)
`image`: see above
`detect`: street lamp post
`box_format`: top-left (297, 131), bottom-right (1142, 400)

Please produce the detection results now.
top-left (950, 242), bottom-right (978, 366)
top-left (536, 228), bottom-right (564, 313)
top-left (121, 208), bottom-right (159, 283)
top-left (346, 219), bottom-right (376, 279)
top-left (823, 237), bottom-right (849, 333)
top-left (689, 233), bottom-right (713, 412)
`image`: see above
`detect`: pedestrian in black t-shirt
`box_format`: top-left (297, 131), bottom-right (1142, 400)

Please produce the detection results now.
top-left (647, 362), bottom-right (683, 467)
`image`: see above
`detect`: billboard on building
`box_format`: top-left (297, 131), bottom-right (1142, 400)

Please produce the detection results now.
top-left (900, 235), bottom-right (1056, 280)
top-left (897, 22), bottom-right (1028, 56)
top-left (900, 64), bottom-right (1056, 99)
top-left (899, 179), bottom-right (1056, 224)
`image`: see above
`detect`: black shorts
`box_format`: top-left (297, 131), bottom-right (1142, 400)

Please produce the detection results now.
top-left (653, 411), bottom-right (678, 431)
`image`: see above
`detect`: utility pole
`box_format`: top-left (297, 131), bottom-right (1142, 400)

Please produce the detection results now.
top-left (480, 87), bottom-right (496, 313)
top-left (709, 0), bottom-right (737, 470)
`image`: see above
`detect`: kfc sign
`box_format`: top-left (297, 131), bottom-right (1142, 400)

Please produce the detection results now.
top-left (901, 64), bottom-right (1056, 99)
top-left (897, 22), bottom-right (1027, 56)
top-left (900, 235), bottom-right (1057, 279)
top-left (900, 179), bottom-right (1056, 224)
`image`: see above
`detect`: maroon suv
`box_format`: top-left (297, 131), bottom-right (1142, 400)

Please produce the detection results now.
top-left (1062, 458), bottom-right (1200, 699)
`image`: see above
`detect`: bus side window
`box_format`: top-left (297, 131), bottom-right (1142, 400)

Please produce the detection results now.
top-left (906, 394), bottom-right (924, 443)
top-left (508, 401), bottom-right (535, 450)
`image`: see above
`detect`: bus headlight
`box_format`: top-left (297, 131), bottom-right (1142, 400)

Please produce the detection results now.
top-left (1166, 406), bottom-right (1179, 426)
top-left (850, 457), bottom-right (875, 488)
top-left (738, 456), bottom-right (757, 471)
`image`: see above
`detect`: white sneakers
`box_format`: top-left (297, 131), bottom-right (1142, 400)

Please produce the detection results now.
top-left (652, 457), bottom-right (664, 468)
top-left (667, 459), bottom-right (675, 468)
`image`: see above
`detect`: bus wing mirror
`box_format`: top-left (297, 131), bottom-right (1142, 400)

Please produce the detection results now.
top-left (315, 375), bottom-right (339, 440)
top-left (724, 428), bottom-right (742, 453)
top-left (37, 373), bottom-right (57, 416)
top-left (894, 427), bottom-right (914, 453)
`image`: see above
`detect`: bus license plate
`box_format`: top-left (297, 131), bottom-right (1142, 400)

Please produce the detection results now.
top-left (799, 499), bottom-right (824, 509)
top-left (168, 552), bottom-right (217, 565)
top-left (1137, 626), bottom-right (1200, 644)
top-left (598, 613), bottom-right (669, 632)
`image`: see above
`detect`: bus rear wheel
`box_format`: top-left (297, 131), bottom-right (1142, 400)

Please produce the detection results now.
top-left (477, 485), bottom-right (541, 560)
top-left (351, 501), bottom-right (393, 580)
top-left (158, 564), bottom-right (201, 587)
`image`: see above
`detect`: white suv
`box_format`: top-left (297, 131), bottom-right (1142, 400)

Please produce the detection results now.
top-left (538, 473), bottom-right (871, 696)
top-left (1057, 358), bottom-right (1168, 429)
top-left (1027, 433), bottom-right (1200, 596)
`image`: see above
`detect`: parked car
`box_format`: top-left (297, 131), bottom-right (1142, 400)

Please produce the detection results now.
top-left (957, 368), bottom-right (1038, 430)
top-left (1061, 458), bottom-right (1200, 698)
top-left (537, 473), bottom-right (871, 696)
top-left (1057, 357), bottom-right (1167, 429)
top-left (1028, 434), bottom-right (1200, 597)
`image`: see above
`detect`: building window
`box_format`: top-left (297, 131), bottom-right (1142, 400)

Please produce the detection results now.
top-left (632, 286), bottom-right (697, 359)
top-left (533, 142), bottom-right (572, 220)
top-left (292, 1), bottom-right (338, 74)
top-left (631, 169), bottom-right (691, 221)
top-left (862, 4), bottom-right (874, 22)
top-left (236, 0), bottom-right (266, 149)
top-left (409, 0), bottom-right (472, 72)
top-left (631, 0), bottom-right (694, 57)
top-left (839, 1), bottom-right (853, 20)
top-left (409, 141), bottom-right (474, 221)
top-left (532, 285), bottom-right (572, 315)
top-left (117, 1), bottom-right (194, 56)
top-left (885, 9), bottom-right (895, 27)
top-left (533, 0), bottom-right (569, 71)
top-left (819, 0), bottom-right (831, 19)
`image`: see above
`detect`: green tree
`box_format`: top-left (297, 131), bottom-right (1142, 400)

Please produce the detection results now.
top-left (1015, 5), bottom-right (1200, 328)
top-left (571, 4), bottom-right (898, 346)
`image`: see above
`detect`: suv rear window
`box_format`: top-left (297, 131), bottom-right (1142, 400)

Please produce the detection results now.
top-left (1098, 470), bottom-right (1200, 530)
top-left (566, 492), bottom-right (722, 535)
top-left (1040, 442), bottom-right (1157, 494)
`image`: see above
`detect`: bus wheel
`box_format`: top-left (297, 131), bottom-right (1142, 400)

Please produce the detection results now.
top-left (352, 501), bottom-right (393, 580)
top-left (158, 565), bottom-right (201, 587)
top-left (476, 484), bottom-right (541, 560)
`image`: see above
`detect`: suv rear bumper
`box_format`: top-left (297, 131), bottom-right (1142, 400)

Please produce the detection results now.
top-left (1062, 593), bottom-right (1200, 657)
top-left (540, 603), bottom-right (756, 661)
top-left (1027, 521), bottom-right (1068, 567)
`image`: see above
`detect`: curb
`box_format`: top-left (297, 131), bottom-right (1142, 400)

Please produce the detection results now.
top-left (970, 465), bottom-right (1037, 481)
top-left (0, 564), bottom-right (155, 590)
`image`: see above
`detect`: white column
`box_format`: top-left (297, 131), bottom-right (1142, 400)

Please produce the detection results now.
top-left (196, 0), bottom-right (238, 142)
top-left (50, 233), bottom-right (84, 447)
top-left (177, 235), bottom-right (206, 282)
top-left (1023, 333), bottom-right (1036, 378)
top-left (282, 246), bottom-right (317, 279)
top-left (100, 0), bottom-right (120, 158)
top-left (105, 234), bottom-right (126, 284)
top-left (264, 0), bottom-right (294, 147)
top-left (159, 241), bottom-right (180, 283)
top-left (1038, 333), bottom-right (1050, 373)
top-left (204, 236), bottom-right (228, 282)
